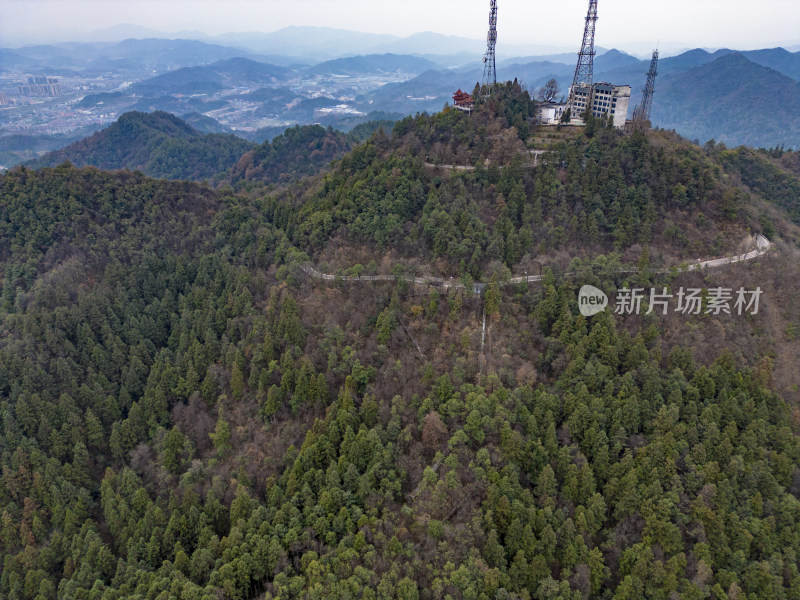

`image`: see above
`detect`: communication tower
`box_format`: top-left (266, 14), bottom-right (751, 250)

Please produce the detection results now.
top-left (632, 49), bottom-right (659, 130)
top-left (567, 0), bottom-right (599, 116)
top-left (482, 0), bottom-right (498, 87)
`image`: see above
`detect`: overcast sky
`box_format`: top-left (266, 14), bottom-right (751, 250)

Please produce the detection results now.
top-left (2, 0), bottom-right (799, 53)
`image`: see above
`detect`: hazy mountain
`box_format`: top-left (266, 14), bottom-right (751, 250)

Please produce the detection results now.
top-left (499, 52), bottom-right (578, 67)
top-left (92, 38), bottom-right (271, 71)
top-left (413, 53), bottom-right (483, 69)
top-left (76, 92), bottom-right (128, 109)
top-left (655, 47), bottom-right (800, 83)
top-left (307, 54), bottom-right (438, 76)
top-left (29, 111), bottom-right (256, 180)
top-left (369, 31), bottom-right (483, 56)
top-left (130, 57), bottom-right (293, 96)
top-left (1, 38), bottom-right (292, 75)
top-left (104, 38), bottom-right (304, 70)
top-left (0, 48), bottom-right (42, 70)
top-left (660, 48), bottom-right (735, 74)
top-left (0, 42), bottom-right (114, 70)
top-left (499, 61), bottom-right (571, 92)
top-left (212, 26), bottom-right (398, 59)
top-left (498, 48), bottom-right (609, 67)
top-left (652, 53), bottom-right (800, 148)
top-left (741, 47), bottom-right (800, 81)
top-left (179, 112), bottom-right (234, 135)
top-left (129, 96), bottom-right (226, 115)
top-left (362, 68), bottom-right (475, 113)
top-left (85, 23), bottom-right (166, 42)
top-left (593, 49), bottom-right (642, 73)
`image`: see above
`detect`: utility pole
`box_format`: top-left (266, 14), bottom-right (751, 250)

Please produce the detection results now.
top-left (482, 0), bottom-right (498, 89)
top-left (567, 0), bottom-right (598, 120)
top-left (632, 49), bottom-right (659, 131)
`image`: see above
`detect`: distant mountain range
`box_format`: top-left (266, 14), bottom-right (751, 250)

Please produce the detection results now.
top-left (129, 57), bottom-right (293, 96)
top-left (3, 27), bottom-right (569, 66)
top-left (307, 54), bottom-right (439, 76)
top-left (0, 39), bottom-right (287, 75)
top-left (3, 32), bottom-right (800, 154)
top-left (358, 46), bottom-right (800, 148)
top-left (652, 53), bottom-right (800, 148)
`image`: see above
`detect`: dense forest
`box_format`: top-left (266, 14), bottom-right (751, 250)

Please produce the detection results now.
top-left (227, 125), bottom-right (352, 187)
top-left (28, 112), bottom-right (256, 182)
top-left (1, 83), bottom-right (799, 600)
top-left (265, 82), bottom-right (759, 279)
top-left (28, 114), bottom-right (399, 188)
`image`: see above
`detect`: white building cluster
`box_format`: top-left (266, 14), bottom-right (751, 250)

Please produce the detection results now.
top-left (535, 82), bottom-right (631, 128)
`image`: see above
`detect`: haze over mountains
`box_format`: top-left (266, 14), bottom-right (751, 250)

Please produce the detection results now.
top-left (1, 27), bottom-right (799, 170)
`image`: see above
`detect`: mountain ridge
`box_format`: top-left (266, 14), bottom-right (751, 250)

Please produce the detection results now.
top-left (652, 52), bottom-right (800, 148)
top-left (27, 111), bottom-right (256, 180)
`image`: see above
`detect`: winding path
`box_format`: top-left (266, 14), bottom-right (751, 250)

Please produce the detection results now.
top-left (302, 235), bottom-right (771, 294)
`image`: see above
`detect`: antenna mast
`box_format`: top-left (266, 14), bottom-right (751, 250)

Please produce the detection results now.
top-left (482, 0), bottom-right (498, 88)
top-left (567, 0), bottom-right (598, 116)
top-left (632, 49), bottom-right (659, 130)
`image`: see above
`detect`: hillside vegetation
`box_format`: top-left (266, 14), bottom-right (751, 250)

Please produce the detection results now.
top-left (1, 85), bottom-right (799, 600)
top-left (228, 125), bottom-right (352, 187)
top-left (270, 82), bottom-right (761, 278)
top-left (29, 111), bottom-right (256, 181)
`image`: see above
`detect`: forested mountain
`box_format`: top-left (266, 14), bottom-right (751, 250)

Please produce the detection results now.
top-left (652, 53), bottom-right (800, 148)
top-left (736, 47), bottom-right (800, 82)
top-left (228, 124), bottom-right (352, 186)
top-left (2, 84), bottom-right (800, 599)
top-left (28, 111), bottom-right (256, 181)
top-left (366, 48), bottom-right (800, 148)
top-left (282, 82), bottom-right (769, 274)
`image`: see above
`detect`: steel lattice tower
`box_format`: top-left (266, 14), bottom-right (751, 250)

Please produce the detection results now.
top-left (482, 0), bottom-right (498, 88)
top-left (568, 0), bottom-right (598, 115)
top-left (632, 49), bottom-right (659, 130)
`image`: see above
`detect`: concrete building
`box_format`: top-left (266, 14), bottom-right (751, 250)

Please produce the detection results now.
top-left (535, 102), bottom-right (568, 124)
top-left (534, 82), bottom-right (631, 128)
top-left (18, 76), bottom-right (61, 98)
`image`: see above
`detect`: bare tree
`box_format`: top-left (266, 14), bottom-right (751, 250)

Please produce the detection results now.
top-left (422, 411), bottom-right (447, 450)
top-left (536, 78), bottom-right (561, 103)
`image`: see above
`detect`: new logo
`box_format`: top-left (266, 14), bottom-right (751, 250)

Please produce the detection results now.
top-left (578, 285), bottom-right (609, 317)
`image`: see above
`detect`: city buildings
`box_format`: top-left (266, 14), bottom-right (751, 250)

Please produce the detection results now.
top-left (18, 76), bottom-right (62, 97)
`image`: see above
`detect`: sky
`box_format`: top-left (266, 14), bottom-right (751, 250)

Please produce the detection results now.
top-left (2, 0), bottom-right (799, 54)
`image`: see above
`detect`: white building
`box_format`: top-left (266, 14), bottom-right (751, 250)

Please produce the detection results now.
top-left (534, 102), bottom-right (568, 124)
top-left (534, 82), bottom-right (631, 128)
